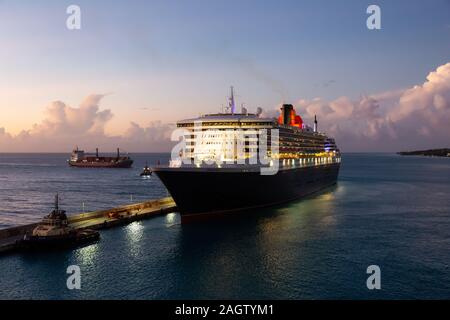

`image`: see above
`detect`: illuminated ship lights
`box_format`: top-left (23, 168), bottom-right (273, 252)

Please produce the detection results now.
top-left (171, 92), bottom-right (340, 168)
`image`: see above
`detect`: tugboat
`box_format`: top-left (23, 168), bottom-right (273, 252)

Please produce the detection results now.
top-left (20, 194), bottom-right (100, 250)
top-left (140, 162), bottom-right (152, 177)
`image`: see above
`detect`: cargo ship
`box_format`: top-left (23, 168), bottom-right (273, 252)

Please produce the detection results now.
top-left (153, 88), bottom-right (341, 223)
top-left (68, 147), bottom-right (133, 168)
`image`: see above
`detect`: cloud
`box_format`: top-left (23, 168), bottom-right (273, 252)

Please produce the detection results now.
top-left (29, 94), bottom-right (113, 137)
top-left (0, 127), bottom-right (14, 149)
top-left (290, 62), bottom-right (450, 151)
top-left (122, 121), bottom-right (175, 151)
top-left (0, 95), bottom-right (175, 152)
top-left (1, 62), bottom-right (450, 153)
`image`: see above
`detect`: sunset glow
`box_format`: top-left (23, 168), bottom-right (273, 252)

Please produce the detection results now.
top-left (1, 0), bottom-right (449, 152)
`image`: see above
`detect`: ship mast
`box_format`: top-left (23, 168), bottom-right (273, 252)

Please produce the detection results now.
top-left (55, 193), bottom-right (59, 211)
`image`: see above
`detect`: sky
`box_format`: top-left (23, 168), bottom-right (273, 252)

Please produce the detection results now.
top-left (0, 0), bottom-right (449, 152)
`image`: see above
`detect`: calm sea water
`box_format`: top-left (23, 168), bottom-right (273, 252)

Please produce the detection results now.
top-left (0, 153), bottom-right (449, 299)
top-left (0, 153), bottom-right (170, 229)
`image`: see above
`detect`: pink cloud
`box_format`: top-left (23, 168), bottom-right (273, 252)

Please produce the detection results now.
top-left (0, 95), bottom-right (175, 152)
top-left (294, 62), bottom-right (450, 151)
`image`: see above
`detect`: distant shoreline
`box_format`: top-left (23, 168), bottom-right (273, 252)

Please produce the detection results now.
top-left (397, 148), bottom-right (450, 157)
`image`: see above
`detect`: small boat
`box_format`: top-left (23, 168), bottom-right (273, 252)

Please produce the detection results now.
top-left (140, 162), bottom-right (152, 177)
top-left (20, 194), bottom-right (100, 250)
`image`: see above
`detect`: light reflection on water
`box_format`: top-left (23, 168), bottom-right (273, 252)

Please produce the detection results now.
top-left (75, 243), bottom-right (99, 265)
top-left (126, 221), bottom-right (145, 242)
top-left (165, 212), bottom-right (177, 226)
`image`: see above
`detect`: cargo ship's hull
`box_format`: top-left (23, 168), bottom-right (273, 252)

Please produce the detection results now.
top-left (154, 163), bottom-right (340, 223)
top-left (69, 159), bottom-right (133, 168)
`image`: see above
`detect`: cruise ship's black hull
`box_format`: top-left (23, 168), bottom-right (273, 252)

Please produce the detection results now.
top-left (154, 163), bottom-right (340, 223)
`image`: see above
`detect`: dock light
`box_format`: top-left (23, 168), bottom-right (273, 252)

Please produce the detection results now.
top-left (165, 212), bottom-right (177, 224)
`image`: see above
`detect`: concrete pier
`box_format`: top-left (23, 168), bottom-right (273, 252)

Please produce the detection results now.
top-left (0, 197), bottom-right (177, 254)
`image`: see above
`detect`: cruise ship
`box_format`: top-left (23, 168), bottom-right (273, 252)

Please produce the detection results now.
top-left (153, 89), bottom-right (341, 223)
